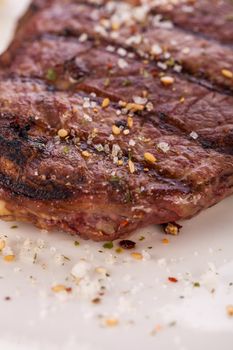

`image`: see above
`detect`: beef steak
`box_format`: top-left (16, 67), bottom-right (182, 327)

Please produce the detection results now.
top-left (0, 0), bottom-right (232, 241)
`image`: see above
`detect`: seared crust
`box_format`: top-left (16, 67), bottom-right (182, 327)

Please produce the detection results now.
top-left (0, 0), bottom-right (232, 240)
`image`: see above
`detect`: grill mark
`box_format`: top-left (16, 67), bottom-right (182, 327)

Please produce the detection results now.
top-left (0, 105), bottom-right (196, 198)
top-left (150, 9), bottom-right (233, 48)
top-left (1, 70), bottom-right (232, 160)
top-left (4, 29), bottom-right (233, 100)
top-left (28, 29), bottom-right (233, 97)
top-left (2, 0), bottom-right (233, 96)
top-left (0, 172), bottom-right (72, 200)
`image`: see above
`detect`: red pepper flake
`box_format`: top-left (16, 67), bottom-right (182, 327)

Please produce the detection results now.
top-left (168, 277), bottom-right (178, 283)
top-left (119, 240), bottom-right (136, 250)
top-left (119, 220), bottom-right (129, 228)
top-left (66, 287), bottom-right (72, 293)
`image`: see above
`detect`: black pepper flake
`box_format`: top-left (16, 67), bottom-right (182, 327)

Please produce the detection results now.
top-left (4, 296), bottom-right (11, 301)
top-left (119, 240), bottom-right (136, 250)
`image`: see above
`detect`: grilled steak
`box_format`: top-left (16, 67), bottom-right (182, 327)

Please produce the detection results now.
top-left (0, 0), bottom-right (232, 241)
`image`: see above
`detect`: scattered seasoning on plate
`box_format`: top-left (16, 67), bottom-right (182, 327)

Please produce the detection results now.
top-left (4, 296), bottom-right (11, 301)
top-left (131, 252), bottom-right (143, 260)
top-left (103, 242), bottom-right (113, 249)
top-left (115, 247), bottom-right (123, 254)
top-left (92, 297), bottom-right (101, 304)
top-left (168, 277), bottom-right (178, 283)
top-left (162, 238), bottom-right (169, 245)
top-left (226, 305), bottom-right (233, 317)
top-left (0, 239), bottom-right (6, 251)
top-left (193, 282), bottom-right (200, 287)
top-left (74, 241), bottom-right (80, 246)
top-left (4, 255), bottom-right (15, 262)
top-left (119, 240), bottom-right (136, 250)
top-left (51, 284), bottom-right (71, 293)
top-left (162, 222), bottom-right (182, 235)
top-left (104, 318), bottom-right (119, 327)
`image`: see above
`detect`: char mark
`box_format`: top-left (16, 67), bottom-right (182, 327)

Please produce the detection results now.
top-left (0, 172), bottom-right (72, 200)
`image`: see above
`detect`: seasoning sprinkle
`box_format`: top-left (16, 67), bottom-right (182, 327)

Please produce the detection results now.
top-left (82, 150), bottom-right (91, 158)
top-left (131, 252), bottom-right (143, 260)
top-left (127, 116), bottom-right (133, 128)
top-left (112, 125), bottom-right (121, 135)
top-left (51, 284), bottom-right (67, 293)
top-left (46, 68), bottom-right (57, 81)
top-left (4, 255), bottom-right (15, 262)
top-left (226, 305), bottom-right (233, 317)
top-left (221, 69), bottom-right (233, 79)
top-left (103, 242), bottom-right (113, 249)
top-left (163, 222), bottom-right (182, 235)
top-left (144, 152), bottom-right (157, 164)
top-left (128, 159), bottom-right (135, 174)
top-left (160, 76), bottom-right (175, 86)
top-left (58, 129), bottom-right (69, 138)
top-left (105, 318), bottom-right (119, 327)
top-left (119, 240), bottom-right (136, 250)
top-left (0, 239), bottom-right (6, 251)
top-left (102, 98), bottom-right (110, 108)
top-left (168, 277), bottom-right (178, 283)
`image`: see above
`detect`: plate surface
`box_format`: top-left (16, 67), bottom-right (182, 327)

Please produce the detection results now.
top-left (0, 2), bottom-right (233, 350)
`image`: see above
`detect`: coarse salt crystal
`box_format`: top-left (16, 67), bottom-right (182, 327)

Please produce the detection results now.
top-left (71, 260), bottom-right (92, 279)
top-left (117, 47), bottom-right (127, 57)
top-left (129, 139), bottom-right (136, 147)
top-left (118, 58), bottom-right (128, 69)
top-left (157, 141), bottom-right (170, 153)
top-left (132, 96), bottom-right (148, 105)
top-left (190, 131), bottom-right (198, 140)
top-left (151, 44), bottom-right (163, 56)
top-left (79, 33), bottom-right (88, 42)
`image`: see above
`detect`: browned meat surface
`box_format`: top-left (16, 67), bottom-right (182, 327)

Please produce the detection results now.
top-left (0, 0), bottom-right (232, 241)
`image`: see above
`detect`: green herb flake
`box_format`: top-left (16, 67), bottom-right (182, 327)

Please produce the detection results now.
top-left (46, 68), bottom-right (57, 81)
top-left (63, 146), bottom-right (70, 155)
top-left (193, 282), bottom-right (200, 288)
top-left (103, 242), bottom-right (113, 249)
top-left (122, 79), bottom-right (132, 87)
top-left (62, 255), bottom-right (71, 261)
top-left (139, 236), bottom-right (145, 241)
top-left (33, 253), bottom-right (37, 264)
top-left (115, 247), bottom-right (123, 254)
top-left (104, 78), bottom-right (110, 87)
top-left (109, 176), bottom-right (120, 183)
top-left (124, 190), bottom-right (132, 203)
top-left (11, 225), bottom-right (18, 229)
top-left (74, 241), bottom-right (80, 246)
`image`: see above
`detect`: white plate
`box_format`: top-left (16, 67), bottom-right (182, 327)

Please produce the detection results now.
top-left (0, 2), bottom-right (233, 349)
